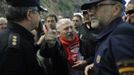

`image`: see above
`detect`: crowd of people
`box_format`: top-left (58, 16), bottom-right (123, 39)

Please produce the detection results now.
top-left (0, 0), bottom-right (134, 75)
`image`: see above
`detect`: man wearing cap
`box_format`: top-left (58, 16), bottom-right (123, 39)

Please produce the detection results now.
top-left (0, 0), bottom-right (47, 75)
top-left (123, 0), bottom-right (134, 24)
top-left (81, 0), bottom-right (134, 75)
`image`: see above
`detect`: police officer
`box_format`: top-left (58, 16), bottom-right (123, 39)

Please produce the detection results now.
top-left (81, 0), bottom-right (134, 75)
top-left (0, 0), bottom-right (47, 75)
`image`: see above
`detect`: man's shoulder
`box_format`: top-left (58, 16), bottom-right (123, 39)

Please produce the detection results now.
top-left (113, 22), bottom-right (134, 35)
top-left (8, 32), bottom-right (21, 48)
top-left (0, 30), bottom-right (21, 51)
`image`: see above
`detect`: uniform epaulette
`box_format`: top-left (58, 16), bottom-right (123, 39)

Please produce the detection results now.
top-left (8, 33), bottom-right (20, 48)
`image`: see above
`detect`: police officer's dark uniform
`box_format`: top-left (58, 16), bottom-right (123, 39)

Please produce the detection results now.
top-left (82, 0), bottom-right (134, 75)
top-left (0, 0), bottom-right (47, 75)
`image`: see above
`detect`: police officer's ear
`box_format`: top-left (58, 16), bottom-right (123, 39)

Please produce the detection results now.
top-left (112, 3), bottom-right (122, 17)
top-left (26, 9), bottom-right (34, 21)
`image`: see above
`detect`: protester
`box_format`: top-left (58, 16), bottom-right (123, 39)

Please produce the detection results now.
top-left (72, 14), bottom-right (83, 32)
top-left (80, 2), bottom-right (103, 75)
top-left (44, 14), bottom-right (58, 32)
top-left (39, 18), bottom-right (93, 75)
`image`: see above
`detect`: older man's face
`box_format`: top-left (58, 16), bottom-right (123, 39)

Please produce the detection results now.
top-left (87, 1), bottom-right (117, 26)
top-left (59, 22), bottom-right (75, 40)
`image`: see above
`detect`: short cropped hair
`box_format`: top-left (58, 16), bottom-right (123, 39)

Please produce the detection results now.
top-left (6, 5), bottom-right (37, 22)
top-left (45, 14), bottom-right (58, 22)
top-left (72, 14), bottom-right (83, 21)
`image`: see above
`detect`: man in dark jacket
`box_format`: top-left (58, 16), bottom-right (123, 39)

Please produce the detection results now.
top-left (0, 0), bottom-right (47, 75)
top-left (78, 9), bottom-right (101, 65)
top-left (82, 0), bottom-right (134, 75)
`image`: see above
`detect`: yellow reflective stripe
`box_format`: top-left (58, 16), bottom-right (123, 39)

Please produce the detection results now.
top-left (119, 67), bottom-right (134, 73)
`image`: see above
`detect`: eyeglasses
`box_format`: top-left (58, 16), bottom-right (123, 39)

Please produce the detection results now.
top-left (126, 10), bottom-right (134, 15)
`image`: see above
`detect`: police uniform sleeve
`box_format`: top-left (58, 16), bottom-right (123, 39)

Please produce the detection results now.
top-left (110, 34), bottom-right (134, 75)
top-left (1, 33), bottom-right (26, 75)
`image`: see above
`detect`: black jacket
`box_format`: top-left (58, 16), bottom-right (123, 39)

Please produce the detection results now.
top-left (40, 39), bottom-right (69, 75)
top-left (78, 24), bottom-right (100, 64)
top-left (0, 22), bottom-right (46, 75)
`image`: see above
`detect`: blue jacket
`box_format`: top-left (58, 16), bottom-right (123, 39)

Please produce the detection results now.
top-left (93, 17), bottom-right (134, 75)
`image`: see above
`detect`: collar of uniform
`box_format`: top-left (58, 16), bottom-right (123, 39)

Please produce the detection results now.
top-left (96, 17), bottom-right (124, 41)
top-left (7, 22), bottom-right (35, 43)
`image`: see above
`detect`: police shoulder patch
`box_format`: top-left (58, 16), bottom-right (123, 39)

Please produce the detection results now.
top-left (8, 33), bottom-right (20, 48)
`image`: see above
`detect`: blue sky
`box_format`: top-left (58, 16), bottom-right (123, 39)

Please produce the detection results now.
top-left (126, 0), bottom-right (130, 5)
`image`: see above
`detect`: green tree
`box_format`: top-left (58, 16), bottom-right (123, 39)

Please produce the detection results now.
top-left (41, 0), bottom-right (87, 17)
top-left (0, 0), bottom-right (7, 17)
top-left (0, 0), bottom-right (86, 17)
